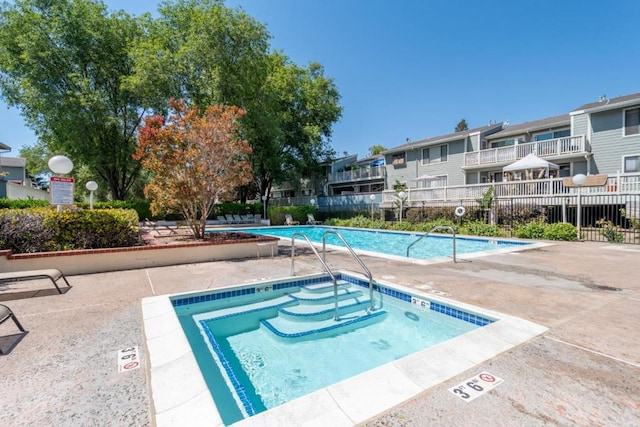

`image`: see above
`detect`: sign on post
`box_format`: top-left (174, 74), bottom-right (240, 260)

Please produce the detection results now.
top-left (50, 176), bottom-right (75, 205)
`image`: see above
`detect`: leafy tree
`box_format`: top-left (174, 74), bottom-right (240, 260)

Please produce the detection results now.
top-left (128, 2), bottom-right (342, 207)
top-left (133, 100), bottom-right (253, 238)
top-left (127, 0), bottom-right (269, 113)
top-left (248, 53), bottom-right (342, 207)
top-left (455, 119), bottom-right (469, 132)
top-left (0, 0), bottom-right (146, 200)
top-left (368, 145), bottom-right (386, 156)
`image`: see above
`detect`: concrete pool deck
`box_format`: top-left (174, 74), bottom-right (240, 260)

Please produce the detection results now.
top-left (1, 240), bottom-right (639, 426)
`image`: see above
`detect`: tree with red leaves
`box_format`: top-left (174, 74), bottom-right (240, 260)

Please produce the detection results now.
top-left (133, 99), bottom-right (253, 238)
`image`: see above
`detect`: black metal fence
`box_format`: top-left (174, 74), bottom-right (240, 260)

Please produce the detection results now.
top-left (316, 194), bottom-right (640, 244)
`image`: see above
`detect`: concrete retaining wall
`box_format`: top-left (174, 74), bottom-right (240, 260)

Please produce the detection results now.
top-left (0, 237), bottom-right (279, 275)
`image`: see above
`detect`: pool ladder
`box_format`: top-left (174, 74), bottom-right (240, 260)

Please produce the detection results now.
top-left (406, 225), bottom-right (457, 262)
top-left (290, 231), bottom-right (377, 321)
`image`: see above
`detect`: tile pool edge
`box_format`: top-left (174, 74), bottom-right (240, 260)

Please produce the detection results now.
top-left (142, 274), bottom-right (548, 427)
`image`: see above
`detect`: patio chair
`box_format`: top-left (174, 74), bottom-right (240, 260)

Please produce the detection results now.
top-left (284, 214), bottom-right (300, 226)
top-left (306, 213), bottom-right (322, 225)
top-left (144, 218), bottom-right (178, 236)
top-left (0, 304), bottom-right (26, 354)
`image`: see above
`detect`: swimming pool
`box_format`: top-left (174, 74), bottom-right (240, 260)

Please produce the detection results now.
top-left (209, 225), bottom-right (542, 262)
top-left (142, 272), bottom-right (548, 426)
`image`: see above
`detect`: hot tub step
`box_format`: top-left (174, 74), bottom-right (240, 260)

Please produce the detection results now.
top-left (278, 297), bottom-right (373, 322)
top-left (260, 309), bottom-right (387, 342)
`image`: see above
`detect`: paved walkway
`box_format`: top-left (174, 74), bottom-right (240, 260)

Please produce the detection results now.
top-left (1, 240), bottom-right (638, 426)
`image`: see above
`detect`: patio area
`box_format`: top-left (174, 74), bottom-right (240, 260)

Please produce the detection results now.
top-left (1, 240), bottom-right (638, 426)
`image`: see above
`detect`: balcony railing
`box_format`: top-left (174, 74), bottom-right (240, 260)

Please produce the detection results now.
top-left (382, 172), bottom-right (640, 204)
top-left (328, 165), bottom-right (386, 183)
top-left (464, 135), bottom-right (587, 167)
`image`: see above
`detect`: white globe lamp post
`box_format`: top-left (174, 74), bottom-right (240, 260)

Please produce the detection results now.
top-left (261, 195), bottom-right (267, 219)
top-left (398, 191), bottom-right (407, 223)
top-left (86, 181), bottom-right (98, 210)
top-left (369, 194), bottom-right (376, 220)
top-left (48, 155), bottom-right (73, 175)
top-left (48, 155), bottom-right (74, 212)
top-left (572, 174), bottom-right (587, 238)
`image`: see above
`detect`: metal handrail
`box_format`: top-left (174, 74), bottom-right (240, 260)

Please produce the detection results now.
top-left (321, 231), bottom-right (377, 312)
top-left (406, 226), bottom-right (457, 262)
top-left (290, 233), bottom-right (341, 321)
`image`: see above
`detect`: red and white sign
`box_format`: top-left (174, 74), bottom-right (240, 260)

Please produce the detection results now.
top-left (50, 176), bottom-right (75, 205)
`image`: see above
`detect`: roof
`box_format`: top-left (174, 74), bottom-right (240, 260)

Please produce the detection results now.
top-left (0, 156), bottom-right (26, 167)
top-left (0, 142), bottom-right (10, 151)
top-left (486, 114), bottom-right (570, 140)
top-left (572, 92), bottom-right (640, 113)
top-left (383, 123), bottom-right (503, 154)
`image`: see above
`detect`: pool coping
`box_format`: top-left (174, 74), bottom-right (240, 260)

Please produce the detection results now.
top-left (141, 272), bottom-right (548, 427)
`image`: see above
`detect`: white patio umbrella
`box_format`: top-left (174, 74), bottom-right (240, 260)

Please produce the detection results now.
top-left (503, 153), bottom-right (559, 179)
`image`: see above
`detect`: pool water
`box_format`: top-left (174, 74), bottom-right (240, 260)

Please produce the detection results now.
top-left (210, 225), bottom-right (531, 260)
top-left (173, 273), bottom-right (493, 425)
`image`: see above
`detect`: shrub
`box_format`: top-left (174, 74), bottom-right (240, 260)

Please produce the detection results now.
top-left (268, 205), bottom-right (316, 225)
top-left (514, 221), bottom-right (546, 239)
top-left (595, 218), bottom-right (624, 243)
top-left (0, 208), bottom-right (55, 253)
top-left (0, 207), bottom-right (141, 253)
top-left (543, 223), bottom-right (577, 241)
top-left (458, 220), bottom-right (507, 237)
top-left (0, 199), bottom-right (51, 209)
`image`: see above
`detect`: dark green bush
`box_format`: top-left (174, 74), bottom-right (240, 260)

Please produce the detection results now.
top-left (0, 209), bottom-right (55, 253)
top-left (0, 208), bottom-right (141, 253)
top-left (0, 198), bottom-right (51, 209)
top-left (543, 222), bottom-right (577, 241)
top-left (514, 221), bottom-right (546, 239)
top-left (458, 220), bottom-right (507, 237)
top-left (268, 206), bottom-right (316, 225)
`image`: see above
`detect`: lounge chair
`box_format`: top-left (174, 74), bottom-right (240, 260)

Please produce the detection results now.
top-left (217, 215), bottom-right (229, 224)
top-left (284, 214), bottom-right (300, 226)
top-left (307, 213), bottom-right (322, 225)
top-left (144, 218), bottom-right (178, 236)
top-left (225, 214), bottom-right (238, 224)
top-left (0, 268), bottom-right (71, 294)
top-left (0, 304), bottom-right (26, 354)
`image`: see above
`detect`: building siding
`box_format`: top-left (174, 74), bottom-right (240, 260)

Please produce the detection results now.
top-left (589, 107), bottom-right (640, 174)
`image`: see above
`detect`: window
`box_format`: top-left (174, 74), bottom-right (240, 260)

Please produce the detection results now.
top-left (624, 107), bottom-right (640, 136)
top-left (490, 139), bottom-right (515, 148)
top-left (391, 152), bottom-right (406, 167)
top-left (422, 144), bottom-right (448, 164)
top-left (624, 155), bottom-right (640, 173)
top-left (418, 175), bottom-right (447, 188)
top-left (534, 129), bottom-right (570, 141)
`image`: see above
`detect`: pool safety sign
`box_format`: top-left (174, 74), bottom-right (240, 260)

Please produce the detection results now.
top-left (449, 372), bottom-right (504, 402)
top-left (50, 176), bottom-right (75, 205)
top-left (117, 346), bottom-right (140, 373)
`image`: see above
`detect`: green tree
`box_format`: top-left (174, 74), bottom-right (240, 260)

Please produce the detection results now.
top-left (368, 145), bottom-right (386, 156)
top-left (127, 0), bottom-right (270, 113)
top-left (248, 52), bottom-right (342, 206)
top-left (133, 100), bottom-right (253, 238)
top-left (0, 0), bottom-right (146, 200)
top-left (455, 119), bottom-right (469, 132)
top-left (129, 2), bottom-right (342, 207)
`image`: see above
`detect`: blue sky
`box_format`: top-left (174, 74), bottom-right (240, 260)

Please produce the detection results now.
top-left (1, 0), bottom-right (639, 158)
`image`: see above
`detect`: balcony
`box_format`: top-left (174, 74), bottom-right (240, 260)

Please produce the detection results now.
top-left (382, 172), bottom-right (640, 205)
top-left (328, 165), bottom-right (386, 184)
top-left (464, 135), bottom-right (588, 167)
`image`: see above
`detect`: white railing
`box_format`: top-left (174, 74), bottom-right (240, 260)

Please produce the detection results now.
top-left (464, 135), bottom-right (587, 166)
top-left (328, 165), bottom-right (385, 183)
top-left (382, 172), bottom-right (640, 204)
